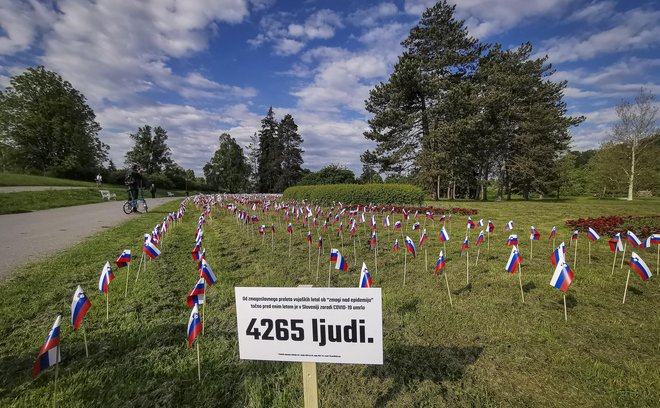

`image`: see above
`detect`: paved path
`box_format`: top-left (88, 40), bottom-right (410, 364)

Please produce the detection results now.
top-left (0, 186), bottom-right (90, 193)
top-left (0, 197), bottom-right (180, 280)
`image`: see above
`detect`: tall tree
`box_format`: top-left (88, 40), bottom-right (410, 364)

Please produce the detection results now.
top-left (0, 66), bottom-right (107, 174)
top-left (609, 89), bottom-right (658, 200)
top-left (256, 107), bottom-right (282, 193)
top-left (298, 164), bottom-right (356, 185)
top-left (275, 114), bottom-right (304, 191)
top-left (124, 125), bottom-right (173, 173)
top-left (203, 133), bottom-right (250, 193)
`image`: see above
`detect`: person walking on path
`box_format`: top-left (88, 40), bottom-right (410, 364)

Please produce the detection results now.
top-left (95, 174), bottom-right (102, 187)
top-left (125, 166), bottom-right (143, 212)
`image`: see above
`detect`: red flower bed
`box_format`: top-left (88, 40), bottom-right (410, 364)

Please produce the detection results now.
top-left (565, 215), bottom-right (660, 237)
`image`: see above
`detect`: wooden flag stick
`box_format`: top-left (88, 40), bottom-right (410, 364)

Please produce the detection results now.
top-left (353, 239), bottom-right (357, 267)
top-left (52, 344), bottom-right (60, 408)
top-left (106, 292), bottom-right (109, 322)
top-left (574, 240), bottom-right (578, 270)
top-left (553, 237), bottom-right (556, 250)
top-left (308, 241), bottom-right (312, 274)
top-left (135, 253), bottom-right (144, 283)
top-left (82, 325), bottom-right (89, 357)
top-left (487, 231), bottom-right (490, 253)
top-left (656, 245), bottom-right (659, 275)
top-left (444, 272), bottom-right (453, 307)
top-left (424, 248), bottom-right (428, 273)
top-left (518, 264), bottom-right (525, 303)
top-left (563, 294), bottom-right (567, 321)
top-left (611, 249), bottom-right (618, 276)
top-left (622, 269), bottom-right (631, 304)
top-left (375, 243), bottom-right (378, 275)
top-left (466, 251), bottom-right (469, 285)
top-left (124, 263), bottom-right (130, 298)
top-left (288, 234), bottom-right (292, 258)
top-left (588, 241), bottom-right (591, 265)
top-left (475, 248), bottom-right (480, 266)
top-left (530, 239), bottom-right (534, 260)
top-left (620, 242), bottom-right (627, 268)
top-left (327, 259), bottom-right (332, 287)
top-left (202, 301), bottom-right (205, 335)
top-left (196, 341), bottom-right (201, 382)
top-left (271, 230), bottom-right (274, 251)
top-left (403, 247), bottom-right (407, 286)
top-left (316, 247), bottom-right (321, 282)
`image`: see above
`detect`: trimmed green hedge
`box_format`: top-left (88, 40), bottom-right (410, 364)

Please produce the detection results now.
top-left (282, 183), bottom-right (425, 205)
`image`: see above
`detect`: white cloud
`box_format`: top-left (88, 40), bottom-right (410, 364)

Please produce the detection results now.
top-left (274, 38), bottom-right (306, 56)
top-left (565, 0), bottom-right (616, 23)
top-left (348, 3), bottom-right (399, 27)
top-left (535, 8), bottom-right (660, 63)
top-left (0, 0), bottom-right (57, 55)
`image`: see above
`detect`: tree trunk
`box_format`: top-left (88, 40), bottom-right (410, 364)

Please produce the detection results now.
top-left (436, 175), bottom-right (440, 200)
top-left (627, 139), bottom-right (636, 200)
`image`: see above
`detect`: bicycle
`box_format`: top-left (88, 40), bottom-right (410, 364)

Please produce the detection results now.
top-left (123, 187), bottom-right (149, 214)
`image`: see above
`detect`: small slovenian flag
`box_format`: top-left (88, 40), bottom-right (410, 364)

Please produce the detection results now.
top-left (412, 221), bottom-right (421, 231)
top-left (359, 262), bottom-right (373, 288)
top-left (98, 261), bottom-right (114, 293)
top-left (349, 222), bottom-right (356, 236)
top-left (259, 225), bottom-right (266, 235)
top-left (505, 220), bottom-right (514, 231)
top-left (530, 226), bottom-right (540, 241)
top-left (186, 278), bottom-right (205, 307)
top-left (199, 259), bottom-right (217, 285)
top-left (143, 239), bottom-right (161, 259)
top-left (187, 304), bottom-right (202, 347)
top-left (440, 214), bottom-right (446, 222)
top-left (475, 230), bottom-right (484, 246)
top-left (71, 285), bottom-right (91, 330)
top-left (322, 221), bottom-right (328, 232)
top-left (571, 230), bottom-right (579, 241)
top-left (405, 236), bottom-right (416, 257)
top-left (549, 226), bottom-right (556, 240)
top-left (384, 215), bottom-right (391, 227)
top-left (435, 251), bottom-right (446, 275)
top-left (439, 226), bottom-right (450, 242)
top-left (505, 246), bottom-right (522, 274)
top-left (644, 234), bottom-right (660, 248)
top-left (609, 233), bottom-right (623, 252)
top-left (307, 231), bottom-right (312, 243)
top-left (425, 212), bottom-right (434, 220)
top-left (287, 223), bottom-right (293, 234)
top-left (487, 220), bottom-right (494, 233)
top-left (477, 219), bottom-right (484, 227)
top-left (318, 236), bottom-right (323, 249)
top-left (460, 236), bottom-right (469, 255)
top-left (32, 315), bottom-right (62, 378)
top-left (393, 221), bottom-right (402, 231)
top-left (551, 243), bottom-right (566, 266)
top-left (550, 261), bottom-right (574, 292)
top-left (587, 227), bottom-right (600, 241)
top-left (115, 250), bottom-right (131, 268)
top-left (370, 231), bottom-right (377, 250)
top-left (271, 224), bottom-right (276, 233)
top-left (371, 215), bottom-right (377, 229)
top-left (506, 234), bottom-right (519, 246)
top-left (630, 252), bottom-right (653, 281)
top-left (334, 249), bottom-right (348, 271)
top-left (393, 238), bottom-right (400, 252)
top-left (467, 217), bottom-right (475, 229)
top-left (419, 229), bottom-right (428, 248)
top-left (626, 231), bottom-right (642, 248)
top-left (330, 248), bottom-right (338, 263)
top-left (192, 243), bottom-right (202, 260)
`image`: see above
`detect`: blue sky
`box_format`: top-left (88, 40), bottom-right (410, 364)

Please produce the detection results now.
top-left (1, 0), bottom-right (658, 176)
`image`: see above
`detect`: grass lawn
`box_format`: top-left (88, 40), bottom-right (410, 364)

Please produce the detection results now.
top-left (0, 173), bottom-right (99, 187)
top-left (0, 197), bottom-right (658, 407)
top-left (0, 188), bottom-right (130, 214)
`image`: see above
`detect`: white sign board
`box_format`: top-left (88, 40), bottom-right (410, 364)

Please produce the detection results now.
top-left (235, 287), bottom-right (383, 365)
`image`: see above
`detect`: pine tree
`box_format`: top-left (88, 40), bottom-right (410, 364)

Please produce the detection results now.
top-left (275, 114), bottom-right (304, 191)
top-left (256, 107), bottom-right (282, 193)
top-left (203, 133), bottom-right (250, 193)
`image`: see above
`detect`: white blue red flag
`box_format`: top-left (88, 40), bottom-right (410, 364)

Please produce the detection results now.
top-left (487, 220), bottom-right (494, 233)
top-left (71, 286), bottom-right (91, 330)
top-left (419, 229), bottom-right (428, 247)
top-left (330, 248), bottom-right (338, 263)
top-left (187, 304), bottom-right (202, 347)
top-left (307, 231), bottom-right (312, 243)
top-left (370, 231), bottom-right (377, 250)
top-left (506, 234), bottom-right (519, 246)
top-left (587, 227), bottom-right (600, 242)
top-left (318, 236), bottom-right (323, 249)
top-left (460, 236), bottom-right (469, 256)
top-left (98, 261), bottom-right (114, 293)
top-left (551, 243), bottom-right (566, 266)
top-left (550, 261), bottom-right (574, 292)
top-left (425, 212), bottom-right (434, 220)
top-left (405, 236), bottom-right (416, 257)
top-left (186, 278), bottom-right (205, 307)
top-left (114, 250), bottom-right (131, 268)
top-left (393, 221), bottom-right (402, 231)
top-left (359, 262), bottom-right (373, 288)
top-left (475, 230), bottom-right (484, 246)
top-left (435, 251), bottom-right (446, 275)
top-left (609, 233), bottom-right (623, 252)
top-left (412, 222), bottom-right (421, 231)
top-left (530, 226), bottom-right (540, 241)
top-left (143, 239), bottom-right (161, 259)
top-left (393, 238), bottom-right (399, 252)
top-left (384, 215), bottom-right (391, 227)
top-left (549, 226), bottom-right (556, 240)
top-left (505, 220), bottom-right (514, 231)
top-left (467, 217), bottom-right (475, 229)
top-left (439, 226), bottom-right (450, 242)
top-left (333, 249), bottom-right (348, 271)
top-left (626, 231), bottom-right (642, 248)
top-left (287, 223), bottom-right (293, 234)
top-left (477, 219), bottom-right (484, 227)
top-left (630, 252), bottom-right (653, 281)
top-left (200, 259), bottom-right (217, 285)
top-left (644, 234), bottom-right (660, 248)
top-left (32, 315), bottom-right (61, 377)
top-left (505, 246), bottom-right (521, 274)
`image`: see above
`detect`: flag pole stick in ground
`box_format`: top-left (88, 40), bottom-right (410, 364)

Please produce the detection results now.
top-left (466, 251), bottom-right (469, 285)
top-left (316, 247), bottom-right (320, 282)
top-left (82, 325), bottom-right (89, 357)
top-left (327, 258), bottom-right (332, 287)
top-left (288, 234), bottom-right (292, 258)
top-left (563, 294), bottom-right (567, 321)
top-left (620, 242), bottom-right (627, 268)
top-left (622, 269), bottom-right (631, 304)
top-left (52, 344), bottom-right (60, 408)
top-left (444, 272), bottom-right (453, 307)
top-left (202, 301), bottom-right (205, 335)
top-left (135, 253), bottom-right (144, 283)
top-left (424, 248), bottom-right (428, 272)
top-left (106, 292), bottom-right (109, 322)
top-left (353, 238), bottom-right (357, 267)
top-left (530, 239), bottom-right (534, 260)
top-left (196, 341), bottom-right (201, 382)
top-left (487, 231), bottom-right (490, 253)
top-left (309, 241), bottom-right (312, 274)
top-left (588, 241), bottom-right (591, 265)
top-left (375, 243), bottom-right (378, 275)
top-left (574, 239), bottom-right (578, 270)
top-left (611, 249), bottom-right (618, 276)
top-left (403, 247), bottom-right (407, 286)
top-left (475, 248), bottom-right (480, 266)
top-left (124, 263), bottom-right (130, 298)
top-left (518, 264), bottom-right (525, 303)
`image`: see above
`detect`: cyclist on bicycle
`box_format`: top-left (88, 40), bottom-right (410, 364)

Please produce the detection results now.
top-left (125, 165), bottom-right (144, 212)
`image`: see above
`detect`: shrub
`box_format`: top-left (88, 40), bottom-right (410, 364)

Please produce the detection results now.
top-left (565, 215), bottom-right (660, 237)
top-left (283, 184), bottom-right (426, 205)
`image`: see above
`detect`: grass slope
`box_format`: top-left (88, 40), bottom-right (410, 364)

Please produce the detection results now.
top-left (0, 188), bottom-right (130, 214)
top-left (0, 198), bottom-right (658, 407)
top-left (0, 173), bottom-right (99, 187)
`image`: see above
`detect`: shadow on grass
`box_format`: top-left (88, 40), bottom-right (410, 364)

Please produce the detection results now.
top-left (368, 343), bottom-right (483, 406)
top-left (559, 294), bottom-right (578, 309)
top-left (453, 282), bottom-right (472, 296)
top-left (522, 281), bottom-right (536, 293)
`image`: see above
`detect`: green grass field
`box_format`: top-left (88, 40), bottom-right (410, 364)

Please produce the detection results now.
top-left (0, 173), bottom-right (99, 187)
top-left (0, 197), bottom-right (658, 407)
